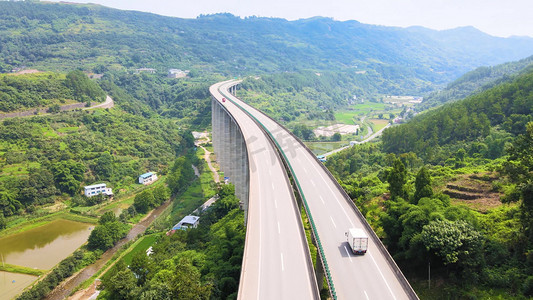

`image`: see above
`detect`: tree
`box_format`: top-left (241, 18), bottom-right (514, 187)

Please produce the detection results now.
top-left (47, 104), bottom-right (61, 113)
top-left (387, 158), bottom-right (407, 200)
top-left (413, 166), bottom-right (433, 203)
top-left (134, 190), bottom-right (155, 214)
top-left (87, 225), bottom-right (113, 251)
top-left (170, 258), bottom-right (212, 299)
top-left (102, 260), bottom-right (139, 299)
top-left (51, 160), bottom-right (85, 196)
top-left (130, 251), bottom-right (150, 285)
top-left (0, 214), bottom-right (6, 229)
top-left (152, 185), bottom-right (170, 206)
top-left (100, 211), bottom-right (117, 225)
top-left (421, 219), bottom-right (483, 268)
top-left (292, 124), bottom-right (314, 141)
top-left (167, 157), bottom-right (195, 195)
top-left (502, 122), bottom-right (533, 246)
top-left (93, 152), bottom-right (114, 179)
top-left (331, 132), bottom-right (341, 141)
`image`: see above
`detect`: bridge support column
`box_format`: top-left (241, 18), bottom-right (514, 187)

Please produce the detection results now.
top-left (212, 98), bottom-right (220, 167)
top-left (222, 105), bottom-right (231, 180)
top-left (211, 92), bottom-right (250, 225)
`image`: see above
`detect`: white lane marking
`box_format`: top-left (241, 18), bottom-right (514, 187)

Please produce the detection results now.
top-left (274, 198), bottom-right (278, 208)
top-left (369, 252), bottom-right (397, 300)
top-left (271, 183), bottom-right (275, 190)
top-left (330, 216), bottom-right (337, 228)
top-left (310, 179), bottom-right (316, 187)
top-left (281, 253), bottom-right (285, 271)
top-left (277, 222), bottom-right (281, 234)
top-left (364, 290), bottom-right (370, 300)
top-left (344, 245), bottom-right (353, 262)
top-left (319, 195), bottom-right (325, 205)
top-left (303, 167), bottom-right (309, 174)
top-left (304, 154), bottom-right (355, 228)
top-left (256, 178), bottom-right (262, 299)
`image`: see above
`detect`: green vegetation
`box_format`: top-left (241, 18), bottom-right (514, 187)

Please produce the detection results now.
top-left (239, 70), bottom-right (413, 124)
top-left (0, 263), bottom-right (45, 276)
top-left (0, 106), bottom-right (192, 222)
top-left (421, 55), bottom-right (533, 110)
top-left (120, 234), bottom-right (158, 266)
top-left (2, 2), bottom-right (533, 86)
top-left (0, 71), bottom-right (104, 112)
top-left (99, 185), bottom-right (244, 299)
top-left (325, 65), bottom-right (533, 297)
top-left (87, 212), bottom-right (129, 251)
top-left (382, 67), bottom-right (533, 163)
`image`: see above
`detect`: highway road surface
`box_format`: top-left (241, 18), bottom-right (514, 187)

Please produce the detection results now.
top-left (210, 81), bottom-right (319, 300)
top-left (217, 80), bottom-right (418, 300)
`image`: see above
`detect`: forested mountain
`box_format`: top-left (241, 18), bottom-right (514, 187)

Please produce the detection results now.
top-left (1, 1), bottom-right (533, 91)
top-left (420, 55), bottom-right (533, 109)
top-left (382, 67), bottom-right (533, 163)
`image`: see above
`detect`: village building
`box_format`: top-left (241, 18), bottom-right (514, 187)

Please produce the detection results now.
top-left (167, 69), bottom-right (189, 78)
top-left (84, 183), bottom-right (113, 197)
top-left (135, 68), bottom-right (157, 74)
top-left (171, 215), bottom-right (200, 231)
top-left (138, 172), bottom-right (158, 185)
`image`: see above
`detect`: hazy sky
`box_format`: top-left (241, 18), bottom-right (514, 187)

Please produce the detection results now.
top-left (50, 0), bottom-right (533, 37)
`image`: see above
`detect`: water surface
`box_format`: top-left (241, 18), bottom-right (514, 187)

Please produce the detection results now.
top-left (0, 271), bottom-right (38, 300)
top-left (0, 219), bottom-right (92, 270)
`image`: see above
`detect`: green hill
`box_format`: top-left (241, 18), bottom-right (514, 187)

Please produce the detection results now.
top-left (420, 55), bottom-right (533, 109)
top-left (382, 67), bottom-right (533, 162)
top-left (1, 2), bottom-right (533, 91)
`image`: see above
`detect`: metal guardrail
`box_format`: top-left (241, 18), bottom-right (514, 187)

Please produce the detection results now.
top-left (220, 80), bottom-right (419, 300)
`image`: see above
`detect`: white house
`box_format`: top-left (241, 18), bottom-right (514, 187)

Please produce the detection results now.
top-left (172, 215), bottom-right (200, 231)
top-left (138, 172), bottom-right (158, 185)
top-left (168, 69), bottom-right (188, 78)
top-left (84, 183), bottom-right (113, 197)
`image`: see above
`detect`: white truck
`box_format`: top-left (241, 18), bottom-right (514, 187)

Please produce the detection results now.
top-left (345, 228), bottom-right (369, 254)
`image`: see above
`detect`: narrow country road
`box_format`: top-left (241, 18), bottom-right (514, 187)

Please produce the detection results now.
top-left (84, 95), bottom-right (114, 110)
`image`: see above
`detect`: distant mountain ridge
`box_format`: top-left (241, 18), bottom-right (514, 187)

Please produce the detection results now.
top-left (0, 2), bottom-right (533, 90)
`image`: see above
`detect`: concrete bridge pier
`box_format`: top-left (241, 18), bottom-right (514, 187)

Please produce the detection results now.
top-left (212, 96), bottom-right (250, 224)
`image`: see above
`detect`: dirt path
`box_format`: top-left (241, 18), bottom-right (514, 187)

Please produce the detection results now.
top-left (44, 200), bottom-right (171, 300)
top-left (191, 164), bottom-right (201, 178)
top-left (199, 144), bottom-right (219, 183)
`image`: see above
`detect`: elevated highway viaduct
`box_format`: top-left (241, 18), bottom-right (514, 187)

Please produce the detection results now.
top-left (212, 79), bottom-right (418, 300)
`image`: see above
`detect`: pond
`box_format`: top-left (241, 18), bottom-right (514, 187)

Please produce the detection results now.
top-left (0, 271), bottom-right (38, 300)
top-left (0, 219), bottom-right (93, 270)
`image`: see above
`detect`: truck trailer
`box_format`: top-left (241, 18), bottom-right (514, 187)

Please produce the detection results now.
top-left (345, 228), bottom-right (369, 254)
